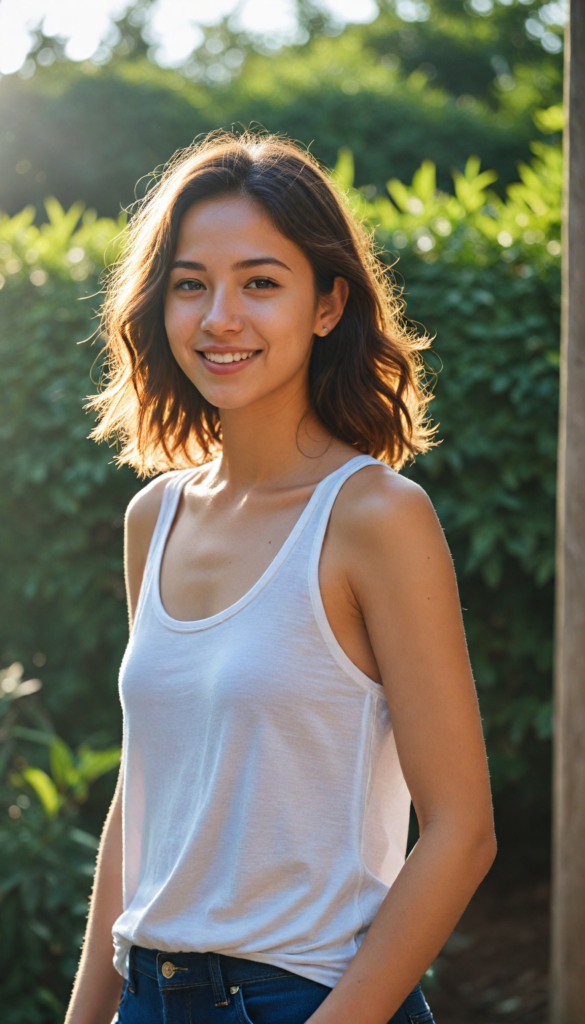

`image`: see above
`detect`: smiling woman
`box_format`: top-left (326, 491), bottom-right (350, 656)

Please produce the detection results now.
top-left (66, 133), bottom-right (496, 1024)
top-left (164, 195), bottom-right (353, 419)
top-left (89, 132), bottom-right (432, 475)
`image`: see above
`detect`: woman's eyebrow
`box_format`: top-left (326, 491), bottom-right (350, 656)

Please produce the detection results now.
top-left (170, 256), bottom-right (292, 272)
top-left (171, 259), bottom-right (206, 271)
top-left (232, 257), bottom-right (292, 272)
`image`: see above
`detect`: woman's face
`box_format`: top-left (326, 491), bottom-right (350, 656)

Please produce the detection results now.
top-left (164, 195), bottom-right (347, 411)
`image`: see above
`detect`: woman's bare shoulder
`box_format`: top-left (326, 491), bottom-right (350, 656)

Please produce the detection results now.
top-left (125, 463), bottom-right (213, 553)
top-left (124, 471), bottom-right (183, 622)
top-left (126, 473), bottom-right (171, 535)
top-left (333, 463), bottom-right (439, 547)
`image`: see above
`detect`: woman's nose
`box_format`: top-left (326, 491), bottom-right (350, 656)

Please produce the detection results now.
top-left (200, 288), bottom-right (243, 335)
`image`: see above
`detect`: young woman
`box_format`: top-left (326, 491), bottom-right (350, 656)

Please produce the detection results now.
top-left (65, 133), bottom-right (496, 1024)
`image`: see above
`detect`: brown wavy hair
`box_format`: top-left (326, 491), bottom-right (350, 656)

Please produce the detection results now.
top-left (89, 131), bottom-right (435, 476)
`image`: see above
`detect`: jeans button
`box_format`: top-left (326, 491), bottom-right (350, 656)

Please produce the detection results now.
top-left (230, 986), bottom-right (239, 994)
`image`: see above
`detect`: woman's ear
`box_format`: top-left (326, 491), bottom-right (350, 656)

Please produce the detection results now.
top-left (314, 277), bottom-right (349, 337)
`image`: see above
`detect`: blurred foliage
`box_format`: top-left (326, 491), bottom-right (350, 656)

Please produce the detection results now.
top-left (0, 0), bottom-right (563, 218)
top-left (0, 20), bottom-right (562, 1007)
top-left (0, 662), bottom-right (119, 1023)
top-left (0, 200), bottom-right (137, 745)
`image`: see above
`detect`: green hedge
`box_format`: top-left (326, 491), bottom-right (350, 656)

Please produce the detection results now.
top-left (0, 132), bottom-right (561, 1020)
top-left (0, 202), bottom-right (133, 1021)
top-left (0, 202), bottom-right (135, 742)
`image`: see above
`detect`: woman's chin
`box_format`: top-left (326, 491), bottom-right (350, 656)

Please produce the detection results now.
top-left (191, 373), bottom-right (300, 415)
top-left (191, 379), bottom-right (265, 412)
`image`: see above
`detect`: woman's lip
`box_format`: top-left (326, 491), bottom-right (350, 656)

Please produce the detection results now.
top-left (196, 350), bottom-right (261, 375)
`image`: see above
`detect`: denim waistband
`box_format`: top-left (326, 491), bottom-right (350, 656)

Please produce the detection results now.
top-left (129, 946), bottom-right (296, 1006)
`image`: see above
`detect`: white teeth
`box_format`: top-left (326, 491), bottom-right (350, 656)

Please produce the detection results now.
top-left (202, 351), bottom-right (256, 364)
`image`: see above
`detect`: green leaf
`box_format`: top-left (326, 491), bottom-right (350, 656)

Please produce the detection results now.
top-left (75, 744), bottom-right (121, 785)
top-left (463, 154), bottom-right (481, 182)
top-left (533, 105), bottom-right (564, 134)
top-left (38, 988), bottom-right (64, 1013)
top-left (69, 826), bottom-right (99, 850)
top-left (50, 736), bottom-right (77, 791)
top-left (43, 197), bottom-right (85, 242)
top-left (386, 178), bottom-right (411, 212)
top-left (22, 767), bottom-right (61, 818)
top-left (10, 725), bottom-right (55, 746)
top-left (29, 920), bottom-right (52, 942)
top-left (78, 862), bottom-right (97, 877)
top-left (332, 147), bottom-right (355, 191)
top-left (412, 160), bottom-right (436, 202)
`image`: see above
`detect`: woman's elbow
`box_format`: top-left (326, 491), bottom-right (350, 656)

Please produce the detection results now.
top-left (470, 823), bottom-right (498, 878)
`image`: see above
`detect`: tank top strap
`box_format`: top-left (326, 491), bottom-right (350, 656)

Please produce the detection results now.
top-left (299, 455), bottom-right (383, 690)
top-left (310, 454), bottom-right (383, 545)
top-left (279, 455), bottom-right (379, 565)
top-left (132, 467), bottom-right (198, 628)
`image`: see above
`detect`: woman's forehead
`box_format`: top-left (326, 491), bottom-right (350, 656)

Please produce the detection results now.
top-left (174, 195), bottom-right (307, 268)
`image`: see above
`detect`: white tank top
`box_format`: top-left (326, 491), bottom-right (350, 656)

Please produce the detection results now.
top-left (112, 455), bottom-right (411, 988)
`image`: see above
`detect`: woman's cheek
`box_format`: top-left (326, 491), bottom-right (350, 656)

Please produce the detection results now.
top-left (165, 301), bottom-right (196, 351)
top-left (259, 297), bottom-right (313, 352)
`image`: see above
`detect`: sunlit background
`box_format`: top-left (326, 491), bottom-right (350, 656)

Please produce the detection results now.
top-left (0, 0), bottom-right (384, 72)
top-left (0, 0), bottom-right (565, 75)
top-left (0, 1), bottom-right (567, 1021)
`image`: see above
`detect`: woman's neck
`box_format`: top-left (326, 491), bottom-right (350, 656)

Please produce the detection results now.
top-left (216, 377), bottom-right (349, 494)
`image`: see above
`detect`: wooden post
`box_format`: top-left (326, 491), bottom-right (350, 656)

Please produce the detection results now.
top-left (550, 1), bottom-right (585, 1020)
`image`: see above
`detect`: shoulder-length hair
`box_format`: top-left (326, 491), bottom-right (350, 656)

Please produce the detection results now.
top-left (89, 131), bottom-right (434, 476)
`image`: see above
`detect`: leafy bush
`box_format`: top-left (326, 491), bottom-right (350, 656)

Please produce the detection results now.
top-left (0, 200), bottom-right (137, 745)
top-left (0, 662), bottom-right (120, 1023)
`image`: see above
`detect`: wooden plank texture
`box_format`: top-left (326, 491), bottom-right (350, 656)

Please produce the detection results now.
top-left (550, 2), bottom-right (585, 1020)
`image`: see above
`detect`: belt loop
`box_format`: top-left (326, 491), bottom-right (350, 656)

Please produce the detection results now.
top-left (207, 952), bottom-right (229, 1007)
top-left (127, 945), bottom-right (137, 995)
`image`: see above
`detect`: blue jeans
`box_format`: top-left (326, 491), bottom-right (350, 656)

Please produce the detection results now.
top-left (117, 946), bottom-right (435, 1024)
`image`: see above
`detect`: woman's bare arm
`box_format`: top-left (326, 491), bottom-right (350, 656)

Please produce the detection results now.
top-left (64, 775), bottom-right (124, 1024)
top-left (308, 469), bottom-right (496, 1024)
top-left (64, 478), bottom-right (166, 1024)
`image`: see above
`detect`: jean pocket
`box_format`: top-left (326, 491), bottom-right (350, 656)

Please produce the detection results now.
top-left (116, 979), bottom-right (130, 1022)
top-left (401, 983), bottom-right (435, 1024)
top-left (408, 1013), bottom-right (434, 1024)
top-left (234, 987), bottom-right (255, 1024)
top-left (234, 976), bottom-right (330, 1024)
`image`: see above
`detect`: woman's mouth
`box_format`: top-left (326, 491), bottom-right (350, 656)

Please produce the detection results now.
top-left (197, 349), bottom-right (261, 375)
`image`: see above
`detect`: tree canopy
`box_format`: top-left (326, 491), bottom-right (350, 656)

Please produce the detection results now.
top-left (0, 0), bottom-right (563, 217)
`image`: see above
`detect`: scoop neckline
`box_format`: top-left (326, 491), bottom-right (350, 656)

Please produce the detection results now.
top-left (152, 455), bottom-right (369, 633)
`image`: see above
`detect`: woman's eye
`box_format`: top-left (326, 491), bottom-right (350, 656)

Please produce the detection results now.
top-left (176, 279), bottom-right (205, 292)
top-left (246, 278), bottom-right (278, 290)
